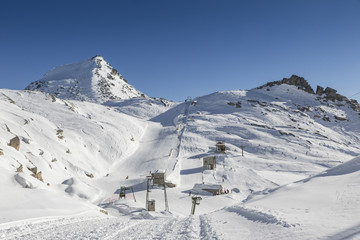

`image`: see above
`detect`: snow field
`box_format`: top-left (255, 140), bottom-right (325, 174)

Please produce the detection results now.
top-left (1, 80), bottom-right (360, 239)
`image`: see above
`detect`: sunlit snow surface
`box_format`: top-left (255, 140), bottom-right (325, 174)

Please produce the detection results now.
top-left (1, 82), bottom-right (360, 239)
top-left (25, 56), bottom-right (145, 103)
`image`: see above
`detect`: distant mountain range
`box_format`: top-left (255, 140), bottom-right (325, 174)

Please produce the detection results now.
top-left (25, 56), bottom-right (360, 112)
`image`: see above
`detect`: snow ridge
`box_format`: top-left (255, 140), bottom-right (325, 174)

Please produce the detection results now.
top-left (225, 205), bottom-right (292, 227)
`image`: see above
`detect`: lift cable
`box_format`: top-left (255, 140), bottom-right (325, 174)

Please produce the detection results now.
top-left (349, 91), bottom-right (360, 99)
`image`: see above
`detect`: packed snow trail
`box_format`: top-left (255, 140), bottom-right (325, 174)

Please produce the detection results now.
top-left (176, 98), bottom-right (205, 188)
top-left (0, 211), bottom-right (303, 239)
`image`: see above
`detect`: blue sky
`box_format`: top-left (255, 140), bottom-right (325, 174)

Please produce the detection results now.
top-left (1, 0), bottom-right (360, 102)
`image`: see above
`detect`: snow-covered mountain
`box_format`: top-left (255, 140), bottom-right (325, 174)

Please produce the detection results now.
top-left (25, 56), bottom-right (146, 103)
top-left (1, 61), bottom-right (360, 239)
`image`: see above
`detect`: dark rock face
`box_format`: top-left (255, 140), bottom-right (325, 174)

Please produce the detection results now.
top-left (316, 85), bottom-right (360, 112)
top-left (347, 99), bottom-right (360, 112)
top-left (334, 115), bottom-right (347, 121)
top-left (316, 86), bottom-right (324, 95)
top-left (258, 75), bottom-right (315, 94)
top-left (324, 87), bottom-right (345, 101)
top-left (316, 85), bottom-right (346, 102)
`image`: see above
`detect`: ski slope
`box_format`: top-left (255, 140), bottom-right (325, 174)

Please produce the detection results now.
top-left (1, 74), bottom-right (360, 239)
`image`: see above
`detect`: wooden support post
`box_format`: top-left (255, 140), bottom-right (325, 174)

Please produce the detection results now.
top-left (146, 178), bottom-right (150, 210)
top-left (240, 145), bottom-right (245, 156)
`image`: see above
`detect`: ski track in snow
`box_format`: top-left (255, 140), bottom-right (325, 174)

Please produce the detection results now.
top-left (200, 212), bottom-right (302, 240)
top-left (109, 216), bottom-right (202, 240)
top-left (0, 213), bottom-right (303, 240)
top-left (199, 215), bottom-right (221, 239)
top-left (0, 216), bottom-right (149, 240)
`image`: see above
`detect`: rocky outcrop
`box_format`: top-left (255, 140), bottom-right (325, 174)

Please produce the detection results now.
top-left (56, 129), bottom-right (64, 139)
top-left (316, 85), bottom-right (345, 101)
top-left (28, 167), bottom-right (37, 175)
top-left (32, 171), bottom-right (43, 182)
top-left (316, 86), bottom-right (324, 95)
top-left (227, 101), bottom-right (242, 108)
top-left (335, 115), bottom-right (347, 121)
top-left (28, 166), bottom-right (43, 181)
top-left (324, 87), bottom-right (345, 101)
top-left (316, 85), bottom-right (360, 112)
top-left (258, 75), bottom-right (315, 94)
top-left (347, 99), bottom-right (360, 112)
top-left (16, 164), bottom-right (23, 172)
top-left (8, 136), bottom-right (20, 151)
top-left (85, 172), bottom-right (94, 178)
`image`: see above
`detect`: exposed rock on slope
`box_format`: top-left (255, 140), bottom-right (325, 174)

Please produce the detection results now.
top-left (258, 75), bottom-right (315, 94)
top-left (8, 136), bottom-right (20, 151)
top-left (316, 85), bottom-right (360, 112)
top-left (258, 75), bottom-right (360, 112)
top-left (25, 56), bottom-right (146, 103)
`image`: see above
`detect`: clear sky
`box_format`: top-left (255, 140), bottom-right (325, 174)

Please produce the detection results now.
top-left (1, 0), bottom-right (360, 102)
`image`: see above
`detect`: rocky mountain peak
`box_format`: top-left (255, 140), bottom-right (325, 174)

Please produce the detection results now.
top-left (258, 75), bottom-right (315, 94)
top-left (256, 75), bottom-right (360, 112)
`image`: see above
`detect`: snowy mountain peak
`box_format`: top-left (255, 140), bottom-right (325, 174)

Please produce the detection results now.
top-left (25, 56), bottom-right (146, 103)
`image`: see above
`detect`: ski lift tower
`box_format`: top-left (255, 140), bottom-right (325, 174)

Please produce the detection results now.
top-left (146, 170), bottom-right (169, 212)
top-left (191, 196), bottom-right (202, 215)
top-left (146, 176), bottom-right (155, 211)
top-left (119, 186), bottom-right (136, 202)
